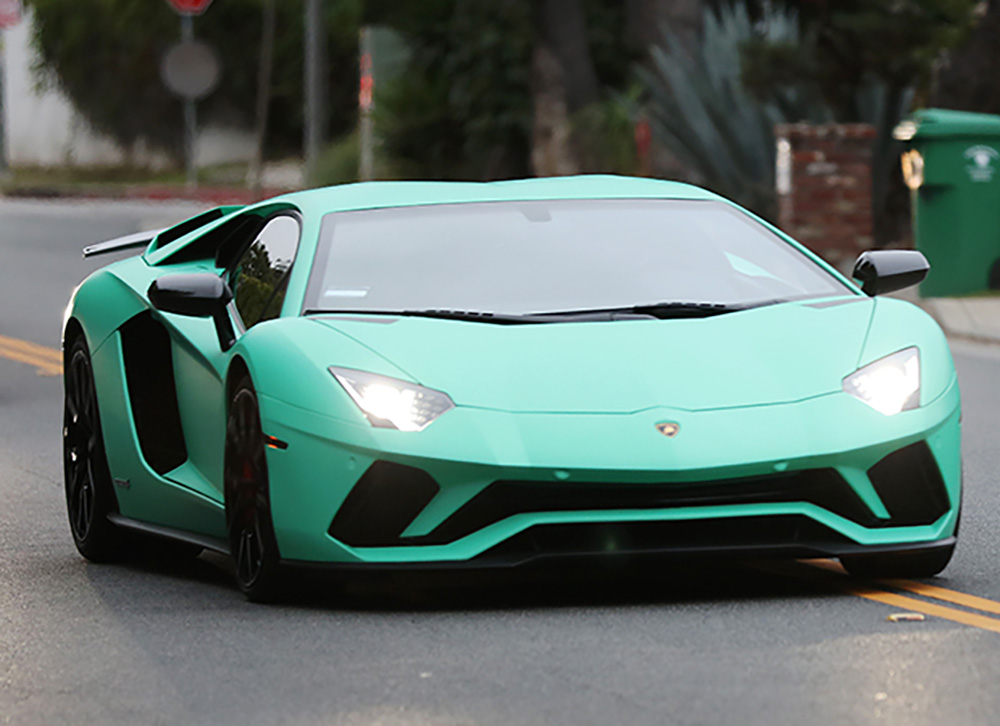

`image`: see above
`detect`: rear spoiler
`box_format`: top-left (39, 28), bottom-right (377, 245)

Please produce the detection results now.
top-left (82, 229), bottom-right (166, 258)
top-left (81, 204), bottom-right (245, 259)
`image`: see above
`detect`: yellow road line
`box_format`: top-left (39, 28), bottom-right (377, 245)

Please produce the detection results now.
top-left (800, 559), bottom-right (1000, 632)
top-left (881, 580), bottom-right (1000, 617)
top-left (846, 586), bottom-right (1000, 634)
top-left (0, 334), bottom-right (62, 362)
top-left (0, 335), bottom-right (63, 376)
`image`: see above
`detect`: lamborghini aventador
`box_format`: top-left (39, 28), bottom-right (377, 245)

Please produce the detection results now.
top-left (62, 175), bottom-right (961, 601)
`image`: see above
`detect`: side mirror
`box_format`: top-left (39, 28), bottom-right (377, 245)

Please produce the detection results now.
top-left (148, 273), bottom-right (236, 351)
top-left (851, 250), bottom-right (929, 296)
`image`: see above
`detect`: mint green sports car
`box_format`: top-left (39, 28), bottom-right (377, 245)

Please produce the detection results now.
top-left (63, 175), bottom-right (961, 601)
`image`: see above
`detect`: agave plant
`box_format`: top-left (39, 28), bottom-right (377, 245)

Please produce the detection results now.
top-left (640, 3), bottom-right (912, 224)
top-left (638, 4), bottom-right (807, 218)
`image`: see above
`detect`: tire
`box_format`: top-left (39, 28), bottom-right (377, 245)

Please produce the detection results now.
top-left (841, 542), bottom-right (955, 579)
top-left (224, 375), bottom-right (285, 602)
top-left (63, 334), bottom-right (128, 562)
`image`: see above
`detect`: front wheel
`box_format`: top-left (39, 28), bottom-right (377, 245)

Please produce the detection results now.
top-left (841, 542), bottom-right (955, 579)
top-left (63, 334), bottom-right (129, 561)
top-left (224, 375), bottom-right (285, 602)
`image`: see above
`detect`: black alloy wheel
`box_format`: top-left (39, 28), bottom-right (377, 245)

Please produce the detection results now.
top-left (63, 335), bottom-right (127, 561)
top-left (224, 375), bottom-right (284, 602)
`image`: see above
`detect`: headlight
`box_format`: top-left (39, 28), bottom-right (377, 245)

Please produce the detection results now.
top-left (842, 347), bottom-right (920, 415)
top-left (329, 367), bottom-right (455, 431)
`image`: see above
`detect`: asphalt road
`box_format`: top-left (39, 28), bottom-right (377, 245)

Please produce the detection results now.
top-left (3, 199), bottom-right (1000, 726)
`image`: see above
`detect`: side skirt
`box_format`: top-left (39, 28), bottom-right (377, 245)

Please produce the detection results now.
top-left (108, 513), bottom-right (230, 555)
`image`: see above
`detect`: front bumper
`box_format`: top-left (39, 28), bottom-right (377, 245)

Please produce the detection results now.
top-left (259, 375), bottom-right (962, 565)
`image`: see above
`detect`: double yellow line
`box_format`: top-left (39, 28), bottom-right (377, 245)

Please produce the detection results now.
top-left (0, 334), bottom-right (63, 376)
top-left (805, 559), bottom-right (1000, 634)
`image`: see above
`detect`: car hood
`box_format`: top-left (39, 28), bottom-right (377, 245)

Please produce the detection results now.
top-left (311, 298), bottom-right (875, 413)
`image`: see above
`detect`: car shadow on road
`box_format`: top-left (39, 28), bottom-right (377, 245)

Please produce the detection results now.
top-left (84, 550), bottom-right (845, 613)
top-left (280, 557), bottom-right (843, 613)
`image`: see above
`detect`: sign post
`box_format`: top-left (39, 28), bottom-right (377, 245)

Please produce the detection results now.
top-left (162, 0), bottom-right (218, 189)
top-left (0, 0), bottom-right (22, 177)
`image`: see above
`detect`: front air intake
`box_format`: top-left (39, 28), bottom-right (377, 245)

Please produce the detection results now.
top-left (867, 441), bottom-right (950, 526)
top-left (328, 462), bottom-right (440, 547)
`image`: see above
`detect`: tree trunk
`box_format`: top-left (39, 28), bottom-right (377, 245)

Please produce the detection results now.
top-left (531, 0), bottom-right (601, 175)
top-left (530, 44), bottom-right (579, 177)
top-left (536, 0), bottom-right (601, 113)
top-left (624, 0), bottom-right (701, 58)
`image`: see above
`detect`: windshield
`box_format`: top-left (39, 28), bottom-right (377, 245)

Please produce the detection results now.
top-left (303, 199), bottom-right (853, 316)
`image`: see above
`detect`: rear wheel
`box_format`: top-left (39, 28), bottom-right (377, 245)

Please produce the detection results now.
top-left (63, 334), bottom-right (128, 561)
top-left (224, 375), bottom-right (284, 602)
top-left (841, 542), bottom-right (955, 579)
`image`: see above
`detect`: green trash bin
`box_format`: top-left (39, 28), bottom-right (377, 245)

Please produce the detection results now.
top-left (894, 108), bottom-right (1000, 297)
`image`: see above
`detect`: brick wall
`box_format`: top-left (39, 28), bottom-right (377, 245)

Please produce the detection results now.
top-left (775, 123), bottom-right (876, 270)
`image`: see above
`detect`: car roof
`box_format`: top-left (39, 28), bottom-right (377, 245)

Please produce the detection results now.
top-left (273, 174), bottom-right (724, 217)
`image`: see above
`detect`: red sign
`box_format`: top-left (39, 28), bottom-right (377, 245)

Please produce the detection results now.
top-left (165, 0), bottom-right (214, 16)
top-left (359, 53), bottom-right (374, 111)
top-left (0, 0), bottom-right (22, 29)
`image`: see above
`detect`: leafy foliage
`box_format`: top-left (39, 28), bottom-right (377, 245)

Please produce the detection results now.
top-left (934, 1), bottom-right (1000, 114)
top-left (371, 1), bottom-right (534, 180)
top-left (736, 0), bottom-right (978, 116)
top-left (27, 0), bottom-right (362, 161)
top-left (313, 129), bottom-right (411, 187)
top-left (571, 88), bottom-right (642, 175)
top-left (368, 0), bottom-right (639, 180)
top-left (234, 243), bottom-right (286, 325)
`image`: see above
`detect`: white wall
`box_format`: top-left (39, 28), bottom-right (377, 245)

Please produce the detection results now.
top-left (2, 8), bottom-right (253, 169)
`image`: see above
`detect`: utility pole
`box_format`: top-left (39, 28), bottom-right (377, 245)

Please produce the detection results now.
top-left (248, 0), bottom-right (277, 196)
top-left (304, 0), bottom-right (325, 185)
top-left (181, 15), bottom-right (198, 190)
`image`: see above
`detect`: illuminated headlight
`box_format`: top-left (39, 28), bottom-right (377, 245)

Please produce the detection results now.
top-left (842, 348), bottom-right (920, 416)
top-left (329, 367), bottom-right (455, 431)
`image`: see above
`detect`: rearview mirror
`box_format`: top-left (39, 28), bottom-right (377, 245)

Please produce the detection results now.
top-left (148, 273), bottom-right (236, 351)
top-left (851, 250), bottom-right (929, 296)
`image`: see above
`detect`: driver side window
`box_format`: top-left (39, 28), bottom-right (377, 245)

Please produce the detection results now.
top-left (231, 215), bottom-right (300, 329)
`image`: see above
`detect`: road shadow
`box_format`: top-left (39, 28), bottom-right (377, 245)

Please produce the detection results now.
top-left (82, 547), bottom-right (848, 614)
top-left (280, 556), bottom-right (842, 613)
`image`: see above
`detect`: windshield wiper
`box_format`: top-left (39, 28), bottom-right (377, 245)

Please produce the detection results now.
top-left (303, 300), bottom-right (792, 324)
top-left (538, 298), bottom-right (794, 320)
top-left (303, 308), bottom-right (548, 324)
top-left (538, 301), bottom-right (741, 319)
top-left (303, 308), bottom-right (651, 324)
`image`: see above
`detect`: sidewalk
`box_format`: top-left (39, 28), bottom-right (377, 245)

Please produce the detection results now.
top-left (923, 297), bottom-right (1000, 344)
top-left (881, 286), bottom-right (1000, 344)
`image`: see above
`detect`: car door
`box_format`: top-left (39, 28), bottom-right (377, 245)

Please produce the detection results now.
top-left (167, 213), bottom-right (302, 510)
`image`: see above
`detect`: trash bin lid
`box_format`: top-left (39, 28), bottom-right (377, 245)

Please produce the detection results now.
top-left (895, 108), bottom-right (1000, 141)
